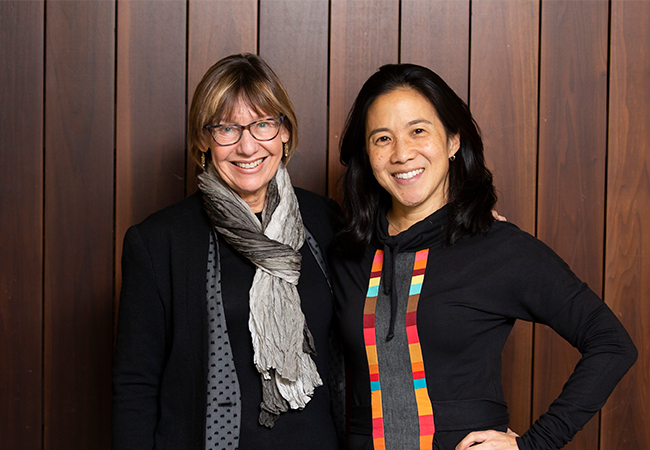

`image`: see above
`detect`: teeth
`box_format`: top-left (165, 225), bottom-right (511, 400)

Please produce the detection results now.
top-left (394, 168), bottom-right (423, 180)
top-left (235, 159), bottom-right (263, 169)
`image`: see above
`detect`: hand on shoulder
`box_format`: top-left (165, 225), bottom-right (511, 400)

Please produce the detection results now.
top-left (492, 210), bottom-right (507, 222)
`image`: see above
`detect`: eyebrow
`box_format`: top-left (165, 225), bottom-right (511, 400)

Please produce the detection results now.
top-left (367, 119), bottom-right (433, 139)
top-left (406, 118), bottom-right (432, 127)
top-left (367, 127), bottom-right (391, 139)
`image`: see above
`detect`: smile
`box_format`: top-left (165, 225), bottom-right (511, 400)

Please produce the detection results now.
top-left (233, 158), bottom-right (264, 169)
top-left (393, 168), bottom-right (424, 180)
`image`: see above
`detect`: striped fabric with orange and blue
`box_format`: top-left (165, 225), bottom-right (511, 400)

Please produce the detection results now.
top-left (363, 248), bottom-right (435, 449)
top-left (363, 250), bottom-right (385, 450)
top-left (406, 249), bottom-right (434, 449)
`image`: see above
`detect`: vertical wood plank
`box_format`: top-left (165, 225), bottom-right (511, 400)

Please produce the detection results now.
top-left (534, 2), bottom-right (609, 448)
top-left (400, 0), bottom-right (470, 100)
top-left (115, 0), bottom-right (187, 310)
top-left (470, 0), bottom-right (540, 435)
top-left (44, 1), bottom-right (115, 447)
top-left (328, 0), bottom-right (400, 198)
top-left (260, 0), bottom-right (329, 195)
top-left (186, 0), bottom-right (257, 193)
top-left (470, 0), bottom-right (539, 230)
top-left (603, 1), bottom-right (650, 449)
top-left (0, 2), bottom-right (44, 449)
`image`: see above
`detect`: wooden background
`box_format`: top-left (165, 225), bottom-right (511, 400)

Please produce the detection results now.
top-left (1, 0), bottom-right (648, 448)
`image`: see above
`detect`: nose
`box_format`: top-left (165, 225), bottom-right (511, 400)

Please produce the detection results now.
top-left (236, 128), bottom-right (257, 155)
top-left (391, 137), bottom-right (414, 163)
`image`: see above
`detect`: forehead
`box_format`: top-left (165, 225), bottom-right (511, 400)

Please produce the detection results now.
top-left (218, 96), bottom-right (269, 123)
top-left (368, 88), bottom-right (436, 122)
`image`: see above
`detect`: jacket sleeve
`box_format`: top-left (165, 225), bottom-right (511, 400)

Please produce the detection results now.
top-left (512, 238), bottom-right (638, 449)
top-left (112, 225), bottom-right (168, 450)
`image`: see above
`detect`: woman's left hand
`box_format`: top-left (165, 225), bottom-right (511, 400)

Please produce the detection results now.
top-left (455, 428), bottom-right (519, 450)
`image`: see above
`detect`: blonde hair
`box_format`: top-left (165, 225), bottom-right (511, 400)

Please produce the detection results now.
top-left (188, 53), bottom-right (298, 169)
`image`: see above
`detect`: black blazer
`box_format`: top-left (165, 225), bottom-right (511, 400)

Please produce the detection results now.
top-left (112, 189), bottom-right (341, 449)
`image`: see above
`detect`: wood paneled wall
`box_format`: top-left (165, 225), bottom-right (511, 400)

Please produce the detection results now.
top-left (1, 1), bottom-right (648, 448)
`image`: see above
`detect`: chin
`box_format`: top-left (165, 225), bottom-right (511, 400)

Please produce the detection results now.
top-left (395, 196), bottom-right (426, 208)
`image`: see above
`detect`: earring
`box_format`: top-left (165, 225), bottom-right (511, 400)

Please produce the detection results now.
top-left (449, 154), bottom-right (456, 162)
top-left (283, 142), bottom-right (289, 158)
top-left (201, 152), bottom-right (206, 169)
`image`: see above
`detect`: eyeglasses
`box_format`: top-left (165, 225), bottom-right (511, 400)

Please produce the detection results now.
top-left (205, 115), bottom-right (284, 146)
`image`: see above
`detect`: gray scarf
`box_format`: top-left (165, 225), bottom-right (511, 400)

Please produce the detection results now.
top-left (198, 163), bottom-right (322, 427)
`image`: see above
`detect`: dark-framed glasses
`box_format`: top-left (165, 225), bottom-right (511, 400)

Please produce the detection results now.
top-left (205, 115), bottom-right (284, 146)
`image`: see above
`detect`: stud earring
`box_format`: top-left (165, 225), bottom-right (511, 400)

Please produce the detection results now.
top-left (449, 154), bottom-right (456, 162)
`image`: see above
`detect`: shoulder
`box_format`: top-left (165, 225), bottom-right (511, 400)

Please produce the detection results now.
top-left (484, 221), bottom-right (569, 261)
top-left (295, 187), bottom-right (341, 220)
top-left (294, 187), bottom-right (342, 247)
top-left (454, 220), bottom-right (579, 282)
top-left (125, 191), bottom-right (210, 248)
top-left (139, 191), bottom-right (204, 227)
top-left (460, 220), bottom-right (546, 251)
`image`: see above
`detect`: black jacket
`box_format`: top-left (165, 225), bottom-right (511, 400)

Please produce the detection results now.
top-left (113, 189), bottom-right (341, 449)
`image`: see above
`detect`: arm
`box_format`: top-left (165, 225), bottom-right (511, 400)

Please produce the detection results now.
top-left (112, 226), bottom-right (168, 449)
top-left (459, 230), bottom-right (637, 450)
top-left (457, 287), bottom-right (636, 450)
top-left (515, 287), bottom-right (637, 449)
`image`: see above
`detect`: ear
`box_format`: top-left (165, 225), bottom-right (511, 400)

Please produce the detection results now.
top-left (280, 126), bottom-right (290, 144)
top-left (447, 133), bottom-right (460, 159)
top-left (201, 134), bottom-right (213, 152)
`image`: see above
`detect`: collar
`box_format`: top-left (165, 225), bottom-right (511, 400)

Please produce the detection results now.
top-left (373, 204), bottom-right (449, 341)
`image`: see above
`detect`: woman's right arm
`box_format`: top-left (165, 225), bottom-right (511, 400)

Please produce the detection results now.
top-left (112, 226), bottom-right (168, 449)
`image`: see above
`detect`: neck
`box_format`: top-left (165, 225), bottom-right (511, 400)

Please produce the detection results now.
top-left (388, 200), bottom-right (446, 235)
top-left (240, 190), bottom-right (267, 213)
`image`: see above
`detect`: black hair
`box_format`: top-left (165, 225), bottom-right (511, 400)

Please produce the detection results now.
top-left (335, 63), bottom-right (497, 255)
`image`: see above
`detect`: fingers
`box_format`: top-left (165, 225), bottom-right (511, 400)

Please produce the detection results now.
top-left (492, 210), bottom-right (507, 222)
top-left (455, 429), bottom-right (519, 450)
top-left (455, 431), bottom-right (488, 450)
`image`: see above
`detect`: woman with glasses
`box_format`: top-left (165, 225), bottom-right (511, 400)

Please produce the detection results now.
top-left (112, 54), bottom-right (342, 449)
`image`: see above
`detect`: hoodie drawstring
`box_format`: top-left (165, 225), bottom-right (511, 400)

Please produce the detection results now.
top-left (381, 242), bottom-right (400, 342)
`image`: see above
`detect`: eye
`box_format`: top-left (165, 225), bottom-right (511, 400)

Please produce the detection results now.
top-left (374, 135), bottom-right (391, 144)
top-left (412, 128), bottom-right (426, 135)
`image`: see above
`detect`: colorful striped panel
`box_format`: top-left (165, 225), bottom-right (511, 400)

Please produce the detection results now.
top-left (406, 249), bottom-right (434, 449)
top-left (363, 250), bottom-right (385, 450)
top-left (363, 248), bottom-right (435, 449)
